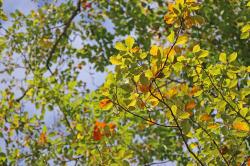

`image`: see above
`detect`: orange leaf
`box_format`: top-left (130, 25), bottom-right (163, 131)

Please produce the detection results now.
top-left (38, 132), bottom-right (47, 145)
top-left (164, 87), bottom-right (178, 98)
top-left (200, 114), bottom-right (211, 121)
top-left (233, 121), bottom-right (249, 132)
top-left (138, 84), bottom-right (150, 93)
top-left (99, 98), bottom-right (112, 109)
top-left (109, 123), bottom-right (116, 130)
top-left (131, 46), bottom-right (140, 53)
top-left (95, 121), bottom-right (106, 128)
top-left (138, 100), bottom-right (146, 109)
top-left (168, 3), bottom-right (174, 12)
top-left (185, 101), bottom-right (196, 111)
top-left (247, 158), bottom-right (250, 166)
top-left (189, 86), bottom-right (200, 96)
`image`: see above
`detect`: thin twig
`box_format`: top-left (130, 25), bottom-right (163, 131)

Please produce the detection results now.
top-left (46, 0), bottom-right (82, 75)
top-left (150, 81), bottom-right (205, 166)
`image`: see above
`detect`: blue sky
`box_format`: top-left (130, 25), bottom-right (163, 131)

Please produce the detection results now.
top-left (1, 1), bottom-right (109, 165)
top-left (1, 0), bottom-right (110, 130)
top-left (2, 0), bottom-right (109, 89)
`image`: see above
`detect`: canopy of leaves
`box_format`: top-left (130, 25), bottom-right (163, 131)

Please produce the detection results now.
top-left (0, 0), bottom-right (249, 165)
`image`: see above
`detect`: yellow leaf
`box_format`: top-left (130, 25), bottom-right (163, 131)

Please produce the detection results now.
top-left (241, 24), bottom-right (250, 33)
top-left (165, 47), bottom-right (176, 62)
top-left (190, 143), bottom-right (197, 149)
top-left (247, 1), bottom-right (250, 7)
top-left (77, 133), bottom-right (84, 140)
top-left (171, 105), bottom-right (177, 116)
top-left (167, 30), bottom-right (175, 43)
top-left (233, 121), bottom-right (249, 132)
top-left (176, 35), bottom-right (188, 45)
top-left (140, 52), bottom-right (147, 59)
top-left (115, 42), bottom-right (127, 51)
top-left (110, 55), bottom-right (122, 65)
top-left (149, 97), bottom-right (159, 107)
top-left (198, 50), bottom-right (209, 58)
top-left (167, 87), bottom-right (178, 98)
top-left (125, 35), bottom-right (135, 49)
top-left (179, 112), bottom-right (191, 119)
top-left (145, 69), bottom-right (153, 79)
top-left (208, 124), bottom-right (219, 129)
top-left (192, 44), bottom-right (200, 53)
top-left (219, 53), bottom-right (227, 63)
top-left (150, 45), bottom-right (158, 56)
top-left (26, 88), bottom-right (34, 97)
top-left (176, 0), bottom-right (184, 5)
top-left (228, 52), bottom-right (237, 63)
top-left (186, 0), bottom-right (198, 3)
top-left (128, 99), bottom-right (137, 107)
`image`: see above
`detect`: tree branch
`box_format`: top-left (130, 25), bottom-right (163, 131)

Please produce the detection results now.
top-left (149, 81), bottom-right (205, 166)
top-left (113, 86), bottom-right (177, 128)
top-left (46, 0), bottom-right (82, 75)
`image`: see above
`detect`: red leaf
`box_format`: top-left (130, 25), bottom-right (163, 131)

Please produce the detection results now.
top-left (93, 126), bottom-right (102, 141)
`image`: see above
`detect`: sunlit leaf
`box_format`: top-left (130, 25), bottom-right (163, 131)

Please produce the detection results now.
top-left (150, 45), bottom-right (158, 56)
top-left (233, 121), bottom-right (249, 132)
top-left (228, 52), bottom-right (237, 63)
top-left (185, 101), bottom-right (196, 111)
top-left (125, 36), bottom-right (135, 49)
top-left (219, 53), bottom-right (227, 63)
top-left (110, 55), bottom-right (122, 65)
top-left (198, 50), bottom-right (209, 58)
top-left (192, 44), bottom-right (200, 53)
top-left (99, 98), bottom-right (113, 109)
top-left (167, 30), bottom-right (175, 43)
top-left (115, 42), bottom-right (127, 51)
top-left (176, 35), bottom-right (188, 45)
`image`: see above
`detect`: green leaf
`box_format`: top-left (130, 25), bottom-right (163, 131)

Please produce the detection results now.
top-left (76, 124), bottom-right (83, 132)
top-left (140, 73), bottom-right (149, 85)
